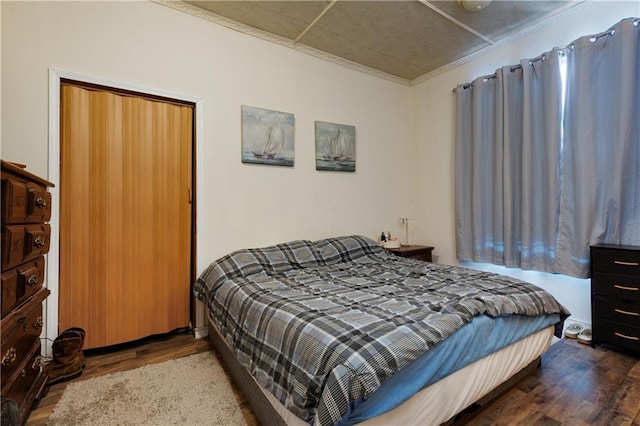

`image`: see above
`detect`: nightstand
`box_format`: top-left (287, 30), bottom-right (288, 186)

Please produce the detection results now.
top-left (590, 244), bottom-right (639, 354)
top-left (385, 245), bottom-right (434, 262)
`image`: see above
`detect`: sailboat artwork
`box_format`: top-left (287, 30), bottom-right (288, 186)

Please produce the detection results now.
top-left (315, 121), bottom-right (356, 172)
top-left (242, 105), bottom-right (294, 166)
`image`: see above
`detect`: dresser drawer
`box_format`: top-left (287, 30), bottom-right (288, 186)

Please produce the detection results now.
top-left (592, 294), bottom-right (640, 324)
top-left (1, 224), bottom-right (51, 271)
top-left (591, 272), bottom-right (640, 301)
top-left (0, 339), bottom-right (47, 425)
top-left (591, 246), bottom-right (640, 275)
top-left (593, 317), bottom-right (640, 353)
top-left (1, 288), bottom-right (48, 383)
top-left (385, 245), bottom-right (434, 262)
top-left (1, 340), bottom-right (43, 400)
top-left (1, 176), bottom-right (51, 224)
top-left (403, 251), bottom-right (433, 262)
top-left (1, 257), bottom-right (45, 318)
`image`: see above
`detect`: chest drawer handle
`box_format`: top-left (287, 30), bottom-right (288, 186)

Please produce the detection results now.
top-left (613, 284), bottom-right (639, 291)
top-left (2, 347), bottom-right (17, 366)
top-left (33, 316), bottom-right (44, 330)
top-left (35, 197), bottom-right (47, 208)
top-left (27, 274), bottom-right (39, 286)
top-left (614, 308), bottom-right (640, 317)
top-left (613, 260), bottom-right (640, 266)
top-left (33, 236), bottom-right (46, 247)
top-left (614, 332), bottom-right (640, 341)
top-left (32, 356), bottom-right (42, 371)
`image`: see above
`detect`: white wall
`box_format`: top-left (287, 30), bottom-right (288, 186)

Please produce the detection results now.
top-left (1, 1), bottom-right (412, 339)
top-left (1, 0), bottom-right (413, 266)
top-left (411, 1), bottom-right (640, 326)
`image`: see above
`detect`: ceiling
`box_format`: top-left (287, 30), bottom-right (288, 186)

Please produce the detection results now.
top-left (159, 0), bottom-right (585, 84)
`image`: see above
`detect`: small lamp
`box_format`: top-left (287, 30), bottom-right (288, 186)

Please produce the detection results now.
top-left (399, 217), bottom-right (414, 246)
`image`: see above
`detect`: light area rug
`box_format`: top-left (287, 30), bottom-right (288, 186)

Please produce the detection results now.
top-left (47, 351), bottom-right (248, 425)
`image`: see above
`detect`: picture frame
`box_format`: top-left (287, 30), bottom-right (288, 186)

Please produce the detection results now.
top-left (241, 105), bottom-right (295, 167)
top-left (315, 121), bottom-right (356, 172)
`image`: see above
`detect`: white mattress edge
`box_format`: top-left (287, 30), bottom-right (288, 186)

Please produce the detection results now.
top-left (258, 325), bottom-right (554, 425)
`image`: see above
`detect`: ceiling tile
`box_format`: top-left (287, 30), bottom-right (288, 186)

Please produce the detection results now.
top-left (299, 1), bottom-right (487, 80)
top-left (184, 1), bottom-right (332, 40)
top-left (175, 0), bottom-right (585, 82)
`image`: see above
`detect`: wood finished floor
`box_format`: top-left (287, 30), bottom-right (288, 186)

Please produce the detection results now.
top-left (27, 333), bottom-right (639, 426)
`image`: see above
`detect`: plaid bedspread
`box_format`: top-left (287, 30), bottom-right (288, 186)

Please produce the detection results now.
top-left (194, 236), bottom-right (569, 425)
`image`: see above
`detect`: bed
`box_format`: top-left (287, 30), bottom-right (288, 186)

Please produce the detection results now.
top-left (194, 235), bottom-right (570, 425)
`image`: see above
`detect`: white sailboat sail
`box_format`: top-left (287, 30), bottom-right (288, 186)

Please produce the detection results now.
top-left (324, 128), bottom-right (350, 160)
top-left (254, 122), bottom-right (285, 159)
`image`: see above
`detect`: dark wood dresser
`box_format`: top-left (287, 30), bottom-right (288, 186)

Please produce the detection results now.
top-left (590, 244), bottom-right (640, 354)
top-left (1, 160), bottom-right (53, 424)
top-left (385, 245), bottom-right (434, 262)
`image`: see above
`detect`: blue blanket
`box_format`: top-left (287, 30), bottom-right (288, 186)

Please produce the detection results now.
top-left (344, 313), bottom-right (559, 424)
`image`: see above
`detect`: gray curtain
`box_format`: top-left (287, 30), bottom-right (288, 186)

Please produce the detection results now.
top-left (556, 18), bottom-right (640, 277)
top-left (455, 72), bottom-right (502, 265)
top-left (456, 17), bottom-right (640, 278)
top-left (455, 51), bottom-right (563, 271)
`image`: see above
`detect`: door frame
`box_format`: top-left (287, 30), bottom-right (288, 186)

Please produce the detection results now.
top-left (47, 68), bottom-right (205, 355)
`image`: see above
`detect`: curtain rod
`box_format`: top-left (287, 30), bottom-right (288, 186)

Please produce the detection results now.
top-left (452, 50), bottom-right (556, 93)
top-left (452, 18), bottom-right (639, 94)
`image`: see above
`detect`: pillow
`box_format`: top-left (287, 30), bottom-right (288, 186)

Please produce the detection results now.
top-left (195, 240), bottom-right (322, 296)
top-left (249, 239), bottom-right (323, 272)
top-left (314, 235), bottom-right (386, 264)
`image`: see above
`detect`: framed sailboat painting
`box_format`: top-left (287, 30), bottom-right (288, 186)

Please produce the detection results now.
top-left (315, 121), bottom-right (356, 172)
top-left (241, 105), bottom-right (295, 166)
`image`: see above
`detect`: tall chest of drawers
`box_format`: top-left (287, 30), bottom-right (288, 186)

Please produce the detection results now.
top-left (1, 160), bottom-right (53, 424)
top-left (590, 244), bottom-right (640, 354)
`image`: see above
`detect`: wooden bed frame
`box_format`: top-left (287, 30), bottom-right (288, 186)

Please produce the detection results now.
top-left (207, 316), bottom-right (543, 425)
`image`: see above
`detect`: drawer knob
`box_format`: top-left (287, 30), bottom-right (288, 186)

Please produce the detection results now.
top-left (33, 236), bottom-right (46, 247)
top-left (613, 260), bottom-right (639, 266)
top-left (2, 347), bottom-right (17, 366)
top-left (27, 274), bottom-right (39, 286)
top-left (33, 316), bottom-right (44, 330)
top-left (614, 332), bottom-right (640, 341)
top-left (35, 197), bottom-right (47, 208)
top-left (613, 284), bottom-right (639, 292)
top-left (32, 356), bottom-right (42, 371)
top-left (614, 308), bottom-right (640, 317)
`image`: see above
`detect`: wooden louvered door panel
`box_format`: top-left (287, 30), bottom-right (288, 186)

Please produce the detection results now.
top-left (59, 83), bottom-right (193, 349)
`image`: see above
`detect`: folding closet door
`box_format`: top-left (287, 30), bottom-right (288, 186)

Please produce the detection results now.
top-left (59, 82), bottom-right (193, 349)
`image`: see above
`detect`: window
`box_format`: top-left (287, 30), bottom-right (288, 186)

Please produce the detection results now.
top-left (455, 18), bottom-right (640, 278)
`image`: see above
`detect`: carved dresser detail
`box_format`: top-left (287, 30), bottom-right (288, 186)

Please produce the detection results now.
top-left (1, 160), bottom-right (53, 424)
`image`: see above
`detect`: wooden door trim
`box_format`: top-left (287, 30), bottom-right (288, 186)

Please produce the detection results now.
top-left (47, 68), bottom-right (205, 355)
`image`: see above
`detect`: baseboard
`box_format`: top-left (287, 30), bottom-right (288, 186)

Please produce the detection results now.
top-left (193, 325), bottom-right (209, 339)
